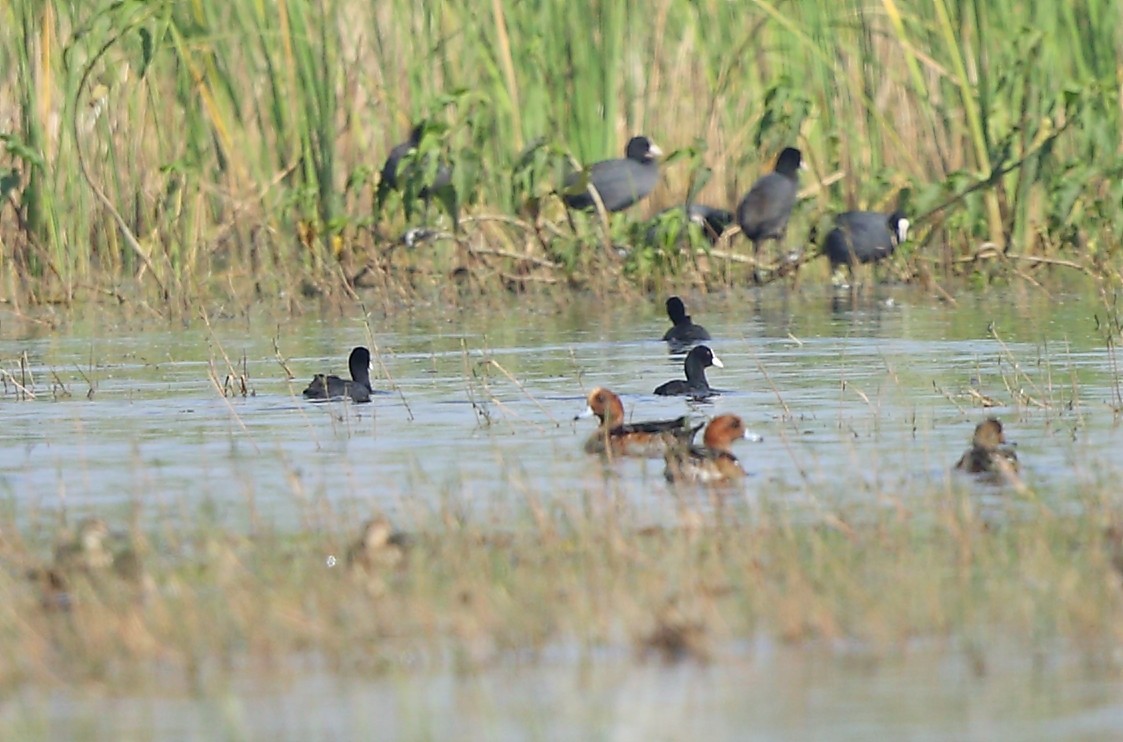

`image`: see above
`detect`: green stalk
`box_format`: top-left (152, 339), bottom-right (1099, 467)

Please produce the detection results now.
top-left (15, 1), bottom-right (59, 283)
top-left (490, 0), bottom-right (523, 151)
top-left (932, 0), bottom-right (1004, 247)
top-left (880, 0), bottom-right (929, 100)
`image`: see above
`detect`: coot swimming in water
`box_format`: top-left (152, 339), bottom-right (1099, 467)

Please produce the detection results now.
top-left (662, 296), bottom-right (711, 346)
top-left (302, 347), bottom-right (374, 403)
top-left (653, 344), bottom-right (723, 398)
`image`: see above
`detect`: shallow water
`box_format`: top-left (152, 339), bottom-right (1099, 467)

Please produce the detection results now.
top-left (2, 287), bottom-right (1121, 522)
top-left (8, 638), bottom-right (1123, 740)
top-left (4, 285), bottom-right (1123, 736)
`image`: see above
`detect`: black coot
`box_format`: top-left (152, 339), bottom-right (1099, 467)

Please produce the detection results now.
top-left (302, 347), bottom-right (374, 403)
top-left (563, 136), bottom-right (662, 213)
top-left (376, 124), bottom-right (456, 222)
top-left (654, 345), bottom-right (723, 397)
top-left (687, 204), bottom-right (735, 243)
top-left (662, 296), bottom-right (711, 345)
top-left (824, 211), bottom-right (910, 268)
top-left (736, 147), bottom-right (803, 272)
top-left (642, 204), bottom-right (733, 251)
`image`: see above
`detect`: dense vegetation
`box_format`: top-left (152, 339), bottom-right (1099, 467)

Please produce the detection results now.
top-left (4, 494), bottom-right (1123, 693)
top-left (1, 0), bottom-right (1120, 306)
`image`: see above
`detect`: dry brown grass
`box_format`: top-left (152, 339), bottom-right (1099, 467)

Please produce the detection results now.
top-left (2, 483), bottom-right (1123, 693)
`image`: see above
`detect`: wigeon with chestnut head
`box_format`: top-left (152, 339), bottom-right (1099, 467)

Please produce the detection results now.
top-left (577, 387), bottom-right (702, 458)
top-left (664, 414), bottom-right (756, 484)
top-left (654, 345), bottom-right (723, 398)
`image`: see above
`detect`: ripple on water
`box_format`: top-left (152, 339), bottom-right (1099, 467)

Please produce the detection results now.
top-left (0, 288), bottom-right (1119, 522)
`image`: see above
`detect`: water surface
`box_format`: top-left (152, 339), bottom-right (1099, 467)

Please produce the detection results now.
top-left (3, 285), bottom-right (1123, 737)
top-left (2, 287), bottom-right (1119, 521)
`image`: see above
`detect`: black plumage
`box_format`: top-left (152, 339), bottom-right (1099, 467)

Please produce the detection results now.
top-left (302, 347), bottom-right (374, 403)
top-left (823, 210), bottom-right (910, 268)
top-left (563, 136), bottom-right (663, 213)
top-left (654, 345), bottom-right (723, 398)
top-left (736, 147), bottom-right (803, 272)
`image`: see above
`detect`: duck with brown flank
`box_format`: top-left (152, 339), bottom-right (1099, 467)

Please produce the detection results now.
top-left (955, 418), bottom-right (1018, 473)
top-left (955, 417), bottom-right (1024, 489)
top-left (664, 414), bottom-right (757, 484)
top-left (30, 517), bottom-right (151, 610)
top-left (577, 387), bottom-right (702, 458)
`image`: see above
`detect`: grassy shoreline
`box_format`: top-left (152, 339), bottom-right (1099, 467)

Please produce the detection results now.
top-left (2, 481), bottom-right (1122, 693)
top-left (3, 1), bottom-right (1123, 714)
top-left (1, 0), bottom-right (1120, 308)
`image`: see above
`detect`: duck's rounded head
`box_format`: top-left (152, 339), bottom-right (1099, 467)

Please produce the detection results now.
top-left (973, 417), bottom-right (1006, 449)
top-left (360, 516), bottom-right (394, 550)
top-left (703, 414), bottom-right (750, 451)
top-left (579, 387), bottom-right (626, 427)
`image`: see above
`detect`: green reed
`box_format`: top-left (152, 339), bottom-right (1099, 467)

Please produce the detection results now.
top-left (0, 0), bottom-right (1119, 303)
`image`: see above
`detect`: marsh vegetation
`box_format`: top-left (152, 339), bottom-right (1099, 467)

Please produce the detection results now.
top-left (1, 0), bottom-right (1120, 308)
top-left (3, 0), bottom-right (1123, 735)
top-left (3, 289), bottom-right (1123, 735)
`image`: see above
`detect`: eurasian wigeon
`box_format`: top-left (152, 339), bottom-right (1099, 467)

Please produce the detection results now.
top-left (577, 387), bottom-right (701, 458)
top-left (31, 517), bottom-right (150, 610)
top-left (664, 414), bottom-right (755, 484)
top-left (346, 515), bottom-right (410, 575)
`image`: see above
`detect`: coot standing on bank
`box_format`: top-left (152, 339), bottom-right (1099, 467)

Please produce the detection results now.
top-left (824, 210), bottom-right (910, 270)
top-left (736, 147), bottom-right (803, 280)
top-left (563, 136), bottom-right (663, 213)
top-left (376, 124), bottom-right (457, 224)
